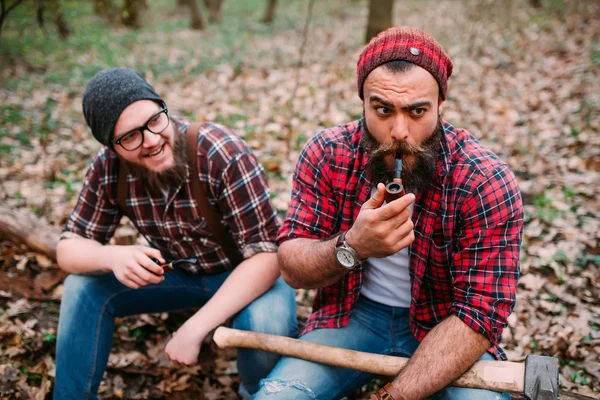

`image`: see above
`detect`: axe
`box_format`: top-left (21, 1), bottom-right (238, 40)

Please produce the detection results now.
top-left (213, 327), bottom-right (572, 400)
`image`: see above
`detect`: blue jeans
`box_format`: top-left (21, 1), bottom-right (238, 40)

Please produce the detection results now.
top-left (254, 295), bottom-right (509, 400)
top-left (53, 270), bottom-right (297, 400)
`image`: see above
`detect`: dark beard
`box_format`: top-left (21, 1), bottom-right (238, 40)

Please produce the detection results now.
top-left (361, 116), bottom-right (443, 194)
top-left (125, 128), bottom-right (188, 194)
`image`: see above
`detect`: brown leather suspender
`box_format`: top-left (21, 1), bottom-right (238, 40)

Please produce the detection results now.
top-left (116, 122), bottom-right (243, 266)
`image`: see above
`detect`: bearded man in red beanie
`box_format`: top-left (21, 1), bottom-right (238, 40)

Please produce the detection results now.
top-left (253, 27), bottom-right (523, 400)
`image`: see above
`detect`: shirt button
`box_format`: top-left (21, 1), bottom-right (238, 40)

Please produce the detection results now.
top-left (410, 47), bottom-right (420, 56)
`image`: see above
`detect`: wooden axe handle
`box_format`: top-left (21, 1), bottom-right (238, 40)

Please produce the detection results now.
top-left (213, 327), bottom-right (525, 393)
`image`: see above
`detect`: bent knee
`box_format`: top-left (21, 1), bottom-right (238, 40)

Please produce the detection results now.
top-left (62, 273), bottom-right (117, 306)
top-left (254, 379), bottom-right (317, 400)
top-left (234, 278), bottom-right (297, 336)
top-left (434, 386), bottom-right (509, 400)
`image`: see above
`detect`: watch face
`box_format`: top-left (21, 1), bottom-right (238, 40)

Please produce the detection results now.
top-left (336, 248), bottom-right (355, 268)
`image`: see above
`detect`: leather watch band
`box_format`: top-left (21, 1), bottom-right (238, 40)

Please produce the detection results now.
top-left (336, 230), bottom-right (348, 247)
top-left (369, 383), bottom-right (403, 400)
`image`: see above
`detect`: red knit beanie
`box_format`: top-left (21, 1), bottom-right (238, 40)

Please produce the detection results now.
top-left (357, 27), bottom-right (453, 100)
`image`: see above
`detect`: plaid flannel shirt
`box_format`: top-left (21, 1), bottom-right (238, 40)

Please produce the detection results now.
top-left (62, 117), bottom-right (279, 274)
top-left (278, 119), bottom-right (523, 359)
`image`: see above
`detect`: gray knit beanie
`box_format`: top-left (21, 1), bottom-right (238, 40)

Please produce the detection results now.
top-left (82, 68), bottom-right (164, 147)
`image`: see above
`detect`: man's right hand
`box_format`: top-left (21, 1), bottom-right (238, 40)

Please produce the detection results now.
top-left (108, 246), bottom-right (166, 289)
top-left (345, 183), bottom-right (415, 259)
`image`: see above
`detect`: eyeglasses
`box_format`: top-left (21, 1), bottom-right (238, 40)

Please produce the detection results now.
top-left (112, 108), bottom-right (170, 151)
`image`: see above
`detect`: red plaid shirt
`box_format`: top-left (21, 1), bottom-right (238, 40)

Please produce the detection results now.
top-left (62, 117), bottom-right (279, 274)
top-left (278, 119), bottom-right (523, 360)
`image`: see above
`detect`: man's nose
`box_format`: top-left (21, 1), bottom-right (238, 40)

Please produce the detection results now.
top-left (390, 114), bottom-right (409, 141)
top-left (142, 129), bottom-right (161, 147)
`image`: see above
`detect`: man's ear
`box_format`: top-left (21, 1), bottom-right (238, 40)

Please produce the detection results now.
top-left (438, 98), bottom-right (445, 113)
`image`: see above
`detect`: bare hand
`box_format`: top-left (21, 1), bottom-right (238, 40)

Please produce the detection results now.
top-left (108, 245), bottom-right (165, 289)
top-left (346, 183), bottom-right (415, 259)
top-left (164, 323), bottom-right (205, 365)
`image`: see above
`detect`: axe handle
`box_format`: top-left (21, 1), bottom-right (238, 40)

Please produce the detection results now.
top-left (213, 327), bottom-right (525, 393)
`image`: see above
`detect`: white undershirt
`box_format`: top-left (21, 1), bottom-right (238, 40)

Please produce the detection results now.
top-left (360, 189), bottom-right (413, 307)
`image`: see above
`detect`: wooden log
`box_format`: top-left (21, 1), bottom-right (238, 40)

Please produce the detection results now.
top-left (0, 206), bottom-right (60, 261)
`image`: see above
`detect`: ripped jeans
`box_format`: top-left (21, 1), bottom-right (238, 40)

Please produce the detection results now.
top-left (253, 295), bottom-right (510, 400)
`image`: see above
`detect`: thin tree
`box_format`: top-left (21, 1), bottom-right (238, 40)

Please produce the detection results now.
top-left (0, 0), bottom-right (25, 34)
top-left (122, 0), bottom-right (145, 28)
top-left (203, 0), bottom-right (223, 23)
top-left (262, 0), bottom-right (276, 23)
top-left (365, 0), bottom-right (394, 43)
top-left (187, 0), bottom-right (204, 29)
top-left (36, 0), bottom-right (71, 39)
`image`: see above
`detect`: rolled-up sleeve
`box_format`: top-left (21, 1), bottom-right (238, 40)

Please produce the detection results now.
top-left (217, 149), bottom-right (280, 258)
top-left (450, 164), bottom-right (523, 345)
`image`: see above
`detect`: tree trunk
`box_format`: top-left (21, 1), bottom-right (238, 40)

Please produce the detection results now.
top-left (52, 0), bottom-right (71, 38)
top-left (0, 207), bottom-right (61, 261)
top-left (261, 0), bottom-right (276, 24)
top-left (121, 0), bottom-right (144, 28)
top-left (528, 0), bottom-right (542, 7)
top-left (203, 0), bottom-right (223, 23)
top-left (187, 0), bottom-right (204, 30)
top-left (0, 0), bottom-right (26, 34)
top-left (34, 0), bottom-right (71, 39)
top-left (365, 0), bottom-right (394, 43)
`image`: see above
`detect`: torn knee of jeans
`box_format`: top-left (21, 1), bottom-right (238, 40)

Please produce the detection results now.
top-left (258, 379), bottom-right (317, 399)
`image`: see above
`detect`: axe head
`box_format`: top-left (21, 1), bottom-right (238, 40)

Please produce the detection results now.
top-left (524, 355), bottom-right (559, 400)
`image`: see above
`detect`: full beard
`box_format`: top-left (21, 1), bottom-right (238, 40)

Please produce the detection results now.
top-left (361, 116), bottom-right (443, 195)
top-left (125, 128), bottom-right (188, 194)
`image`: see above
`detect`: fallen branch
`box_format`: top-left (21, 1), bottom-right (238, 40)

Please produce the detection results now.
top-left (0, 206), bottom-right (60, 261)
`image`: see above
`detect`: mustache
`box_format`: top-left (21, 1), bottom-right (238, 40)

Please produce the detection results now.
top-left (370, 139), bottom-right (424, 158)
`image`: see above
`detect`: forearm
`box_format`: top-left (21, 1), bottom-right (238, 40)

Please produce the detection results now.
top-left (182, 252), bottom-right (281, 336)
top-left (278, 237), bottom-right (348, 289)
top-left (391, 315), bottom-right (491, 399)
top-left (56, 238), bottom-right (114, 274)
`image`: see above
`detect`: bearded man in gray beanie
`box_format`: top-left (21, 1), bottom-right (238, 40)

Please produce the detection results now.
top-left (54, 68), bottom-right (297, 399)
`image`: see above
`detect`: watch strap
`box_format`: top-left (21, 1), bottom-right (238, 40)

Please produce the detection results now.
top-left (336, 230), bottom-right (348, 247)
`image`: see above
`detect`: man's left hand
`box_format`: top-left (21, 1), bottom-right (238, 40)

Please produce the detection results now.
top-left (164, 324), bottom-right (205, 365)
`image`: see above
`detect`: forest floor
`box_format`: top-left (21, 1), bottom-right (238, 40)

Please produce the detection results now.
top-left (0, 0), bottom-right (599, 398)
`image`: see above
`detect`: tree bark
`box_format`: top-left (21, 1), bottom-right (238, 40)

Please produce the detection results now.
top-left (0, 207), bottom-right (61, 261)
top-left (121, 0), bottom-right (144, 28)
top-left (0, 0), bottom-right (26, 34)
top-left (262, 0), bottom-right (276, 24)
top-left (34, 0), bottom-right (71, 39)
top-left (187, 0), bottom-right (204, 30)
top-left (203, 0), bottom-right (223, 23)
top-left (365, 0), bottom-right (394, 43)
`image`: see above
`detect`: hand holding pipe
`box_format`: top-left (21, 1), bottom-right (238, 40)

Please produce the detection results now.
top-left (384, 153), bottom-right (406, 203)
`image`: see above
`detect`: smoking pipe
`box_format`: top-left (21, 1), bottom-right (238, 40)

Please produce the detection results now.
top-left (384, 152), bottom-right (406, 203)
top-left (151, 257), bottom-right (198, 273)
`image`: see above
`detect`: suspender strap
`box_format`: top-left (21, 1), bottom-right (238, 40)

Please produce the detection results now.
top-left (186, 122), bottom-right (243, 266)
top-left (117, 158), bottom-right (130, 220)
top-left (116, 123), bottom-right (243, 266)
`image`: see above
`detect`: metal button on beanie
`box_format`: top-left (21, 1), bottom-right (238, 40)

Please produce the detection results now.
top-left (356, 27), bottom-right (453, 100)
top-left (82, 68), bottom-right (164, 147)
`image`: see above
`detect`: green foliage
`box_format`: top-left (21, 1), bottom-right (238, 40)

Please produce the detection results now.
top-left (42, 331), bottom-right (56, 343)
top-left (0, 0), bottom-right (318, 88)
top-left (533, 194), bottom-right (559, 223)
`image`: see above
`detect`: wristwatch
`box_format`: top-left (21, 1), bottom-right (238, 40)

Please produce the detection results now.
top-left (334, 231), bottom-right (361, 269)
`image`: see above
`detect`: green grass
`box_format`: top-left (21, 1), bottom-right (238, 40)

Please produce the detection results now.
top-left (0, 0), bottom-right (334, 88)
